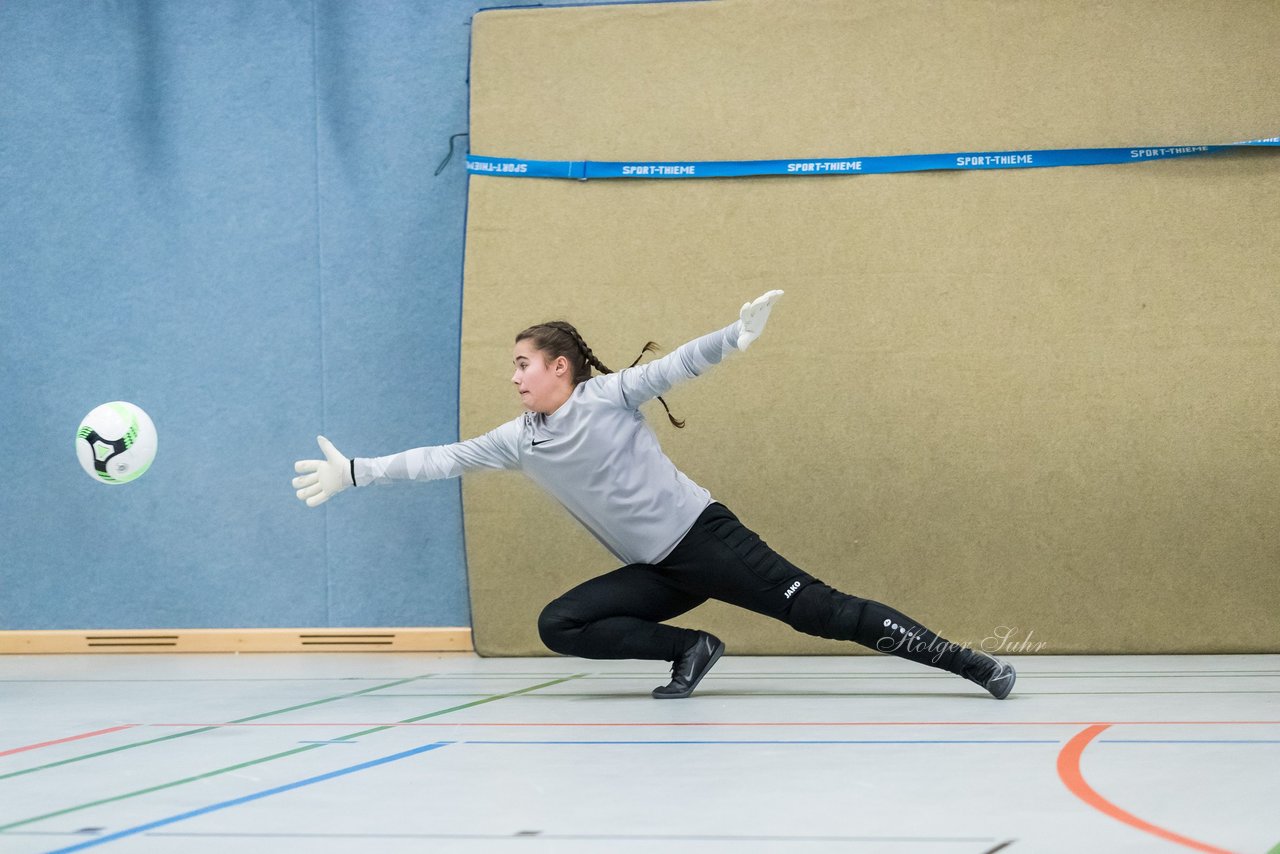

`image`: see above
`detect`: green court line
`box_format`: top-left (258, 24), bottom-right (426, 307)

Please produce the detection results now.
top-left (0, 674), bottom-right (434, 782)
top-left (0, 675), bottom-right (583, 832)
top-left (330, 674), bottom-right (588, 741)
top-left (0, 745), bottom-right (327, 833)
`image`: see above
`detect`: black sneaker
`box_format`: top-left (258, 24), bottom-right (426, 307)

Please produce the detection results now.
top-left (961, 651), bottom-right (1017, 699)
top-left (652, 632), bottom-right (724, 699)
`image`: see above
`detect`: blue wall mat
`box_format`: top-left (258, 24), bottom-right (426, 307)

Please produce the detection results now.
top-left (0, 0), bottom-right (613, 630)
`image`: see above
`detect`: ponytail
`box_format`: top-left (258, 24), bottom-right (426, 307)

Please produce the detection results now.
top-left (515, 321), bottom-right (686, 428)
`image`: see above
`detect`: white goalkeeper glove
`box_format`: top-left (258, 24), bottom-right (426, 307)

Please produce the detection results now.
top-left (293, 435), bottom-right (355, 507)
top-left (737, 289), bottom-right (784, 351)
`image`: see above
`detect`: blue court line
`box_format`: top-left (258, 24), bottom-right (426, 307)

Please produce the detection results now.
top-left (43, 741), bottom-right (453, 854)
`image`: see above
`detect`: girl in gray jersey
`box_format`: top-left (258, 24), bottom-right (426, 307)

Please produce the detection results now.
top-left (294, 291), bottom-right (1015, 700)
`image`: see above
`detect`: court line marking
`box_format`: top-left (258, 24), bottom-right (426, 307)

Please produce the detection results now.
top-left (1099, 739), bottom-right (1280, 744)
top-left (460, 738), bottom-right (1279, 745)
top-left (365, 670), bottom-right (1280, 680)
top-left (0, 677), bottom-right (451, 683)
top-left (110, 831), bottom-right (1003, 844)
top-left (0, 727), bottom-right (136, 758)
top-left (1056, 724), bottom-right (1235, 854)
top-left (639, 690), bottom-right (1280, 696)
top-left (361, 674), bottom-right (1280, 682)
top-left (40, 740), bottom-right (454, 854)
top-left (0, 675), bottom-right (585, 833)
top-left (241, 689), bottom-right (1280, 697)
top-left (138, 719), bottom-right (1280, 728)
top-left (0, 674), bottom-right (435, 781)
top-left (2, 665), bottom-right (1269, 686)
top-left (26, 732), bottom-right (1266, 850)
top-left (4, 668), bottom-right (1275, 683)
top-left (4, 718), bottom-right (1264, 846)
top-left (462, 739), bottom-right (1060, 744)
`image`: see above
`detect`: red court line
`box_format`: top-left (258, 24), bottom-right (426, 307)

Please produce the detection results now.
top-left (1056, 724), bottom-right (1236, 854)
top-left (0, 725), bottom-right (136, 758)
top-left (142, 720), bottom-right (1280, 728)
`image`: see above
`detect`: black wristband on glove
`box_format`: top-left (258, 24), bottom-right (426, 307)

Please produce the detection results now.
top-left (349, 457), bottom-right (356, 488)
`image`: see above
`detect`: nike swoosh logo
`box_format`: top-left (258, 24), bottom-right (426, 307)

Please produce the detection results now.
top-left (531, 439), bottom-right (551, 447)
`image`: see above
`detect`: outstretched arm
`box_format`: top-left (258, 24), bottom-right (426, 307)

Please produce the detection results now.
top-left (355, 419), bottom-right (521, 485)
top-left (292, 419), bottom-right (521, 507)
top-left (610, 289), bottom-right (784, 408)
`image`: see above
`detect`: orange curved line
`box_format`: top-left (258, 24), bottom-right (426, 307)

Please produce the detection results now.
top-left (1057, 724), bottom-right (1236, 854)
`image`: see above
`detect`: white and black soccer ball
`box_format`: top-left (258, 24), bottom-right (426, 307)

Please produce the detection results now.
top-left (75, 401), bottom-right (158, 485)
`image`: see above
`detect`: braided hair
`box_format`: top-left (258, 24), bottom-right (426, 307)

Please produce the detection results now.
top-left (515, 321), bottom-right (686, 428)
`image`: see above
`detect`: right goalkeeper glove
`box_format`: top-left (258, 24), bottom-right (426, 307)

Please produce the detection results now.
top-left (292, 435), bottom-right (354, 507)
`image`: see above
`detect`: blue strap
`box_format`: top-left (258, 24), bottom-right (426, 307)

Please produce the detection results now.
top-left (467, 136), bottom-right (1280, 180)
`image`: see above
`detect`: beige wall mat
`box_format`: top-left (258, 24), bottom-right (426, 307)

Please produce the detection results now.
top-left (461, 0), bottom-right (1280, 656)
top-left (0, 628), bottom-right (473, 654)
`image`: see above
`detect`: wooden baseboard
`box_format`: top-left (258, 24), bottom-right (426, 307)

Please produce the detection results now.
top-left (0, 628), bottom-right (473, 654)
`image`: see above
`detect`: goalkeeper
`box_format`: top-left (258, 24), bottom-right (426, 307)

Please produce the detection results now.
top-left (294, 291), bottom-right (1016, 700)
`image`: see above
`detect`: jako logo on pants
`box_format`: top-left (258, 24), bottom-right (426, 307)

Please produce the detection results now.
top-left (784, 581), bottom-right (802, 599)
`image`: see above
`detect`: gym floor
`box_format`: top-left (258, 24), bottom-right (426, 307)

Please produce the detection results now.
top-left (1, 653), bottom-right (1277, 853)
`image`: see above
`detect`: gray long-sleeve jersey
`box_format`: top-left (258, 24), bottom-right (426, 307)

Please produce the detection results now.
top-left (354, 320), bottom-right (743, 565)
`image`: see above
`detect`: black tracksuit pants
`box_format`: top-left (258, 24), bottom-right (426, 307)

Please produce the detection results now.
top-left (537, 501), bottom-right (974, 674)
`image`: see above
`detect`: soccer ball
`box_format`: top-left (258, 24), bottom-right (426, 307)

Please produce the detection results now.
top-left (75, 401), bottom-right (158, 485)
